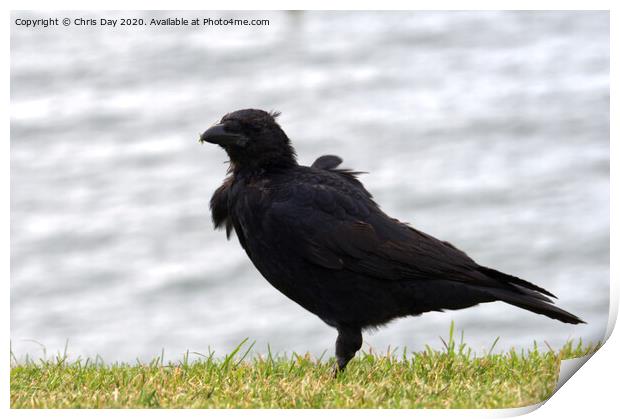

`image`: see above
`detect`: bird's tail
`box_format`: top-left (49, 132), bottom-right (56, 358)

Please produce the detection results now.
top-left (477, 266), bottom-right (585, 325)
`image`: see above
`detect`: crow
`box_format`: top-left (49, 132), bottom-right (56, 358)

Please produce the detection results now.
top-left (200, 109), bottom-right (584, 373)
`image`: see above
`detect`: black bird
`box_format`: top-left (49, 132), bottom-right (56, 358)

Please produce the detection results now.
top-left (200, 109), bottom-right (584, 372)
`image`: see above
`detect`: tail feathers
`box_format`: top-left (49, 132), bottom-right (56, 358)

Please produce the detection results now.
top-left (489, 288), bottom-right (586, 324)
top-left (478, 266), bottom-right (557, 298)
top-left (477, 266), bottom-right (585, 325)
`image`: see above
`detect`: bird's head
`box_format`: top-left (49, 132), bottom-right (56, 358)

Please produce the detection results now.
top-left (200, 109), bottom-right (297, 171)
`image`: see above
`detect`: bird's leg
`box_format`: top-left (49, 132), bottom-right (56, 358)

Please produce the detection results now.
top-left (333, 326), bottom-right (362, 375)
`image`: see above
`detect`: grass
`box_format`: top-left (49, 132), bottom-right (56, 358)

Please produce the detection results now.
top-left (11, 324), bottom-right (598, 409)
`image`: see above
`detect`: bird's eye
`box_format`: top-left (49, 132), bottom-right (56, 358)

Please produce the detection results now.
top-left (224, 121), bottom-right (243, 134)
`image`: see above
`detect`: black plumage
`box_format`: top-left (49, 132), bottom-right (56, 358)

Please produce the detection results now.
top-left (200, 109), bottom-right (584, 372)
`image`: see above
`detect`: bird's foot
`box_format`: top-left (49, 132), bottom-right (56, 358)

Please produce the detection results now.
top-left (332, 358), bottom-right (349, 378)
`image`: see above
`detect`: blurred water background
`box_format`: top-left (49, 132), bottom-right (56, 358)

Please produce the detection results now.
top-left (11, 11), bottom-right (609, 363)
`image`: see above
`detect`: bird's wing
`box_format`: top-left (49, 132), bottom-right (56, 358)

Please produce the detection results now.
top-left (264, 170), bottom-right (580, 322)
top-left (267, 174), bottom-right (488, 285)
top-left (311, 214), bottom-right (484, 283)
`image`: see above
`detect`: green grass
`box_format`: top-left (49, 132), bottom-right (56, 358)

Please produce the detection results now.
top-left (11, 325), bottom-right (598, 409)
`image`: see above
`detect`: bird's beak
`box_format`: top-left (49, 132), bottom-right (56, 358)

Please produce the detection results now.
top-left (199, 124), bottom-right (248, 147)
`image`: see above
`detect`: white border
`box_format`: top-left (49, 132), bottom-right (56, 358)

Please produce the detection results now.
top-left (4, 1), bottom-right (616, 417)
